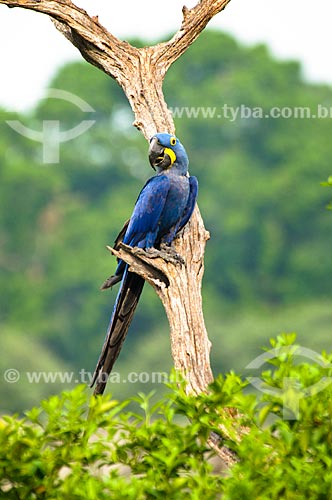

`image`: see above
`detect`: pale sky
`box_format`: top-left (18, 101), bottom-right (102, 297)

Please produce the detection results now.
top-left (0, 0), bottom-right (331, 111)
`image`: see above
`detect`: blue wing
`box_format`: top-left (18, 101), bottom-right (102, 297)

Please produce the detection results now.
top-left (177, 176), bottom-right (198, 231)
top-left (158, 175), bottom-right (198, 246)
top-left (92, 175), bottom-right (171, 393)
top-left (123, 175), bottom-right (170, 248)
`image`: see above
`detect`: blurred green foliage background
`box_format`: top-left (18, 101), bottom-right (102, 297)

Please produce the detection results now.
top-left (1, 30), bottom-right (331, 412)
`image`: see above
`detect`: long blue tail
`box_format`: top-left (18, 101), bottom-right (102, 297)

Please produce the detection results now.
top-left (91, 266), bottom-right (145, 395)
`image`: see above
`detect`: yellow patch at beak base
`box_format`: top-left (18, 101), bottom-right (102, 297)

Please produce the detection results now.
top-left (164, 147), bottom-right (176, 165)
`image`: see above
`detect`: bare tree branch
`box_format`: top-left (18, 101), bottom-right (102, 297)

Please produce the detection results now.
top-left (0, 0), bottom-right (231, 138)
top-left (155, 0), bottom-right (231, 71)
top-left (0, 0), bottom-right (238, 462)
top-left (0, 0), bottom-right (228, 386)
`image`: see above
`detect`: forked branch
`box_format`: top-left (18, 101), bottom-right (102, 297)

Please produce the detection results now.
top-left (0, 0), bottom-right (237, 462)
top-left (0, 0), bottom-right (231, 137)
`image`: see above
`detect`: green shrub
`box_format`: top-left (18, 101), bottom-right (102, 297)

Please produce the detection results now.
top-left (1, 335), bottom-right (332, 499)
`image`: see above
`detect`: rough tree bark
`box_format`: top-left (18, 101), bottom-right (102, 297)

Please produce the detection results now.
top-left (0, 0), bottom-right (238, 463)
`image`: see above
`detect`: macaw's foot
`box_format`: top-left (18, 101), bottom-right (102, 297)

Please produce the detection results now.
top-left (159, 243), bottom-right (186, 265)
top-left (133, 245), bottom-right (185, 266)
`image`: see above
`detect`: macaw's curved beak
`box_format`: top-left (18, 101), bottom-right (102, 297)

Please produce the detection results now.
top-left (148, 137), bottom-right (175, 171)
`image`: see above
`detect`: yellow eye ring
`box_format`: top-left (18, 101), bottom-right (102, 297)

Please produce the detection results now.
top-left (170, 136), bottom-right (177, 146)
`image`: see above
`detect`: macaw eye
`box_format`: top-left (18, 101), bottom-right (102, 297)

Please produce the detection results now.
top-left (170, 137), bottom-right (177, 146)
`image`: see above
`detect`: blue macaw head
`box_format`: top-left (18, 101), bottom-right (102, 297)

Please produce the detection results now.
top-left (148, 133), bottom-right (189, 174)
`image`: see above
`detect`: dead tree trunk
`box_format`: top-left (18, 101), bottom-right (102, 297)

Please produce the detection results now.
top-left (108, 204), bottom-right (212, 395)
top-left (0, 0), bottom-right (238, 463)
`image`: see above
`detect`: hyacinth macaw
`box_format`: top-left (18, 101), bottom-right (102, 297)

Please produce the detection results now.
top-left (91, 133), bottom-right (198, 395)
